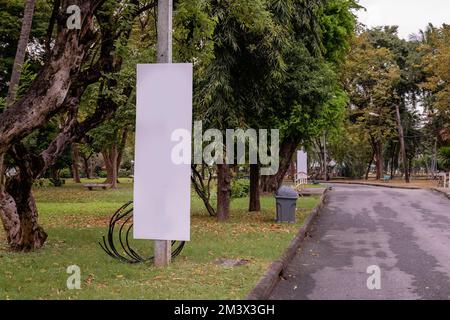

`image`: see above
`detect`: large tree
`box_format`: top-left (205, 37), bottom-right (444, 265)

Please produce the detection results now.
top-left (0, 0), bottom-right (157, 251)
top-left (195, 0), bottom-right (286, 221)
top-left (341, 32), bottom-right (401, 180)
top-left (420, 24), bottom-right (450, 144)
top-left (365, 27), bottom-right (425, 182)
top-left (259, 0), bottom-right (358, 192)
top-left (0, 0), bottom-right (37, 197)
top-left (0, 0), bottom-right (219, 250)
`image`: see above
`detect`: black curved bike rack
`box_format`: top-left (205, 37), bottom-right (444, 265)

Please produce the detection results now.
top-left (99, 201), bottom-right (185, 264)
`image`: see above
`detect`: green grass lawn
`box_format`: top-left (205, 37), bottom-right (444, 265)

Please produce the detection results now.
top-left (0, 179), bottom-right (320, 300)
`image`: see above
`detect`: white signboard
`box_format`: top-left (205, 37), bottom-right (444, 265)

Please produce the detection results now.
top-left (134, 64), bottom-right (192, 241)
top-left (297, 150), bottom-right (308, 175)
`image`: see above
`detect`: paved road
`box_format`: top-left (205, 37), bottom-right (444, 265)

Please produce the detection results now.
top-left (270, 184), bottom-right (450, 300)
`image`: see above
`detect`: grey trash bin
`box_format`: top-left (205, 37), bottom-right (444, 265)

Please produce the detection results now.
top-left (275, 186), bottom-right (299, 223)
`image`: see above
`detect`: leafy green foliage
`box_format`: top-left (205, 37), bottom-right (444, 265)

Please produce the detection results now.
top-left (0, 0), bottom-right (50, 96)
top-left (438, 147), bottom-right (450, 170)
top-left (195, 0), bottom-right (357, 151)
top-left (231, 178), bottom-right (250, 199)
top-left (174, 0), bottom-right (216, 63)
top-left (328, 123), bottom-right (373, 178)
top-left (195, 0), bottom-right (287, 129)
top-left (275, 44), bottom-right (346, 142)
top-left (320, 0), bottom-right (360, 64)
top-left (33, 179), bottom-right (55, 188)
top-left (420, 24), bottom-right (450, 143)
top-left (342, 33), bottom-right (400, 144)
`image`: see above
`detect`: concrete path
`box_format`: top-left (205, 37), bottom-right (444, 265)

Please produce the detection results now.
top-left (270, 184), bottom-right (450, 300)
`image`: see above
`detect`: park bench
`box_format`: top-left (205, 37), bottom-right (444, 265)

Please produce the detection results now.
top-left (382, 175), bottom-right (391, 182)
top-left (84, 183), bottom-right (112, 191)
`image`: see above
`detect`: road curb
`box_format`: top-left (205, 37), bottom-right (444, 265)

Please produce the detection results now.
top-left (431, 188), bottom-right (450, 200)
top-left (246, 188), bottom-right (330, 300)
top-left (323, 180), bottom-right (421, 190)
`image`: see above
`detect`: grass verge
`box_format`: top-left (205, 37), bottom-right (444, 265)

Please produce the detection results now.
top-left (0, 179), bottom-right (320, 299)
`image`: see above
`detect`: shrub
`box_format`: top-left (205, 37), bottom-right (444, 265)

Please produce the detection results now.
top-left (59, 167), bottom-right (72, 178)
top-left (97, 170), bottom-right (107, 178)
top-left (33, 179), bottom-right (54, 188)
top-left (118, 168), bottom-right (131, 178)
top-left (231, 179), bottom-right (250, 199)
top-left (49, 178), bottom-right (64, 187)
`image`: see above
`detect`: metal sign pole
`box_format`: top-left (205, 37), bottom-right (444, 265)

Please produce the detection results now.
top-left (154, 0), bottom-right (173, 267)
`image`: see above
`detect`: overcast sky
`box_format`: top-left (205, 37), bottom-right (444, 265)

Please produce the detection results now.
top-left (356, 0), bottom-right (450, 39)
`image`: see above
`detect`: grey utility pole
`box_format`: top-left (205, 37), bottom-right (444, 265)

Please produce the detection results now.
top-left (154, 0), bottom-right (173, 267)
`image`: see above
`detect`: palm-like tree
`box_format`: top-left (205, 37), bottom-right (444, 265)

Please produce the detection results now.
top-left (6, 0), bottom-right (36, 107)
top-left (438, 147), bottom-right (450, 171)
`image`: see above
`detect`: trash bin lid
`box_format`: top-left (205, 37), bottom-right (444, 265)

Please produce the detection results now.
top-left (276, 186), bottom-right (299, 199)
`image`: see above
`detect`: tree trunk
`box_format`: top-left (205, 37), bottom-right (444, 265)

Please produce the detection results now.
top-left (289, 159), bottom-right (296, 182)
top-left (390, 157), bottom-right (394, 179)
top-left (191, 164), bottom-right (216, 216)
top-left (408, 157), bottom-right (413, 179)
top-left (314, 137), bottom-right (324, 180)
top-left (71, 143), bottom-right (81, 183)
top-left (249, 164), bottom-right (260, 212)
top-left (0, 146), bottom-right (47, 251)
top-left (0, 155), bottom-right (5, 188)
top-left (432, 138), bottom-right (438, 176)
top-left (216, 163), bottom-right (231, 222)
top-left (82, 154), bottom-right (92, 179)
top-left (116, 128), bottom-right (129, 182)
top-left (89, 157), bottom-right (95, 178)
top-left (390, 142), bottom-right (398, 179)
top-left (260, 137), bottom-right (298, 193)
top-left (49, 166), bottom-right (61, 186)
top-left (0, 184), bottom-right (47, 251)
top-left (365, 152), bottom-right (374, 180)
top-left (102, 145), bottom-right (118, 188)
top-left (375, 142), bottom-right (384, 180)
top-left (395, 105), bottom-right (409, 183)
top-left (201, 163), bottom-right (205, 180)
top-left (375, 147), bottom-right (380, 180)
top-left (323, 132), bottom-right (328, 181)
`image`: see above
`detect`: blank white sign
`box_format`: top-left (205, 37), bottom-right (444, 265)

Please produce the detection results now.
top-left (134, 64), bottom-right (192, 241)
top-left (297, 150), bottom-right (308, 175)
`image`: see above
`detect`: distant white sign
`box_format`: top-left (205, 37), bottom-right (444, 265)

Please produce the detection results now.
top-left (134, 64), bottom-right (193, 241)
top-left (297, 150), bottom-right (307, 175)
